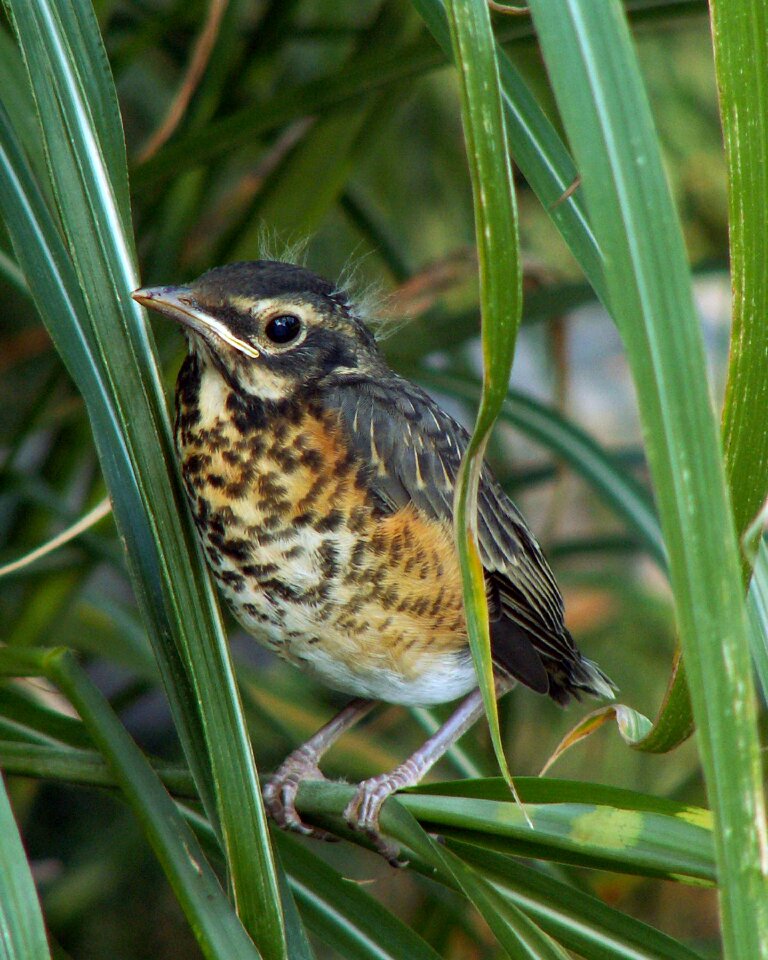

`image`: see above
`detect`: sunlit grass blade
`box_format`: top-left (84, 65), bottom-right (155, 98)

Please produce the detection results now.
top-left (527, 1), bottom-right (768, 953)
top-left (300, 781), bottom-right (664, 960)
top-left (711, 0), bottom-right (768, 562)
top-left (295, 779), bottom-right (714, 884)
top-left (1, 2), bottom-right (289, 953)
top-left (449, 840), bottom-right (706, 960)
top-left (417, 369), bottom-right (695, 754)
top-left (277, 834), bottom-right (444, 960)
top-left (442, 0), bottom-right (521, 793)
top-left (0, 647), bottom-right (261, 960)
top-left (0, 773), bottom-right (51, 960)
top-left (399, 795), bottom-right (713, 883)
top-left (376, 795), bottom-right (572, 960)
top-left (412, 0), bottom-right (605, 300)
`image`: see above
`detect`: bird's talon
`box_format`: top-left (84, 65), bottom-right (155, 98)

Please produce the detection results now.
top-left (263, 756), bottom-right (332, 841)
top-left (344, 775), bottom-right (406, 865)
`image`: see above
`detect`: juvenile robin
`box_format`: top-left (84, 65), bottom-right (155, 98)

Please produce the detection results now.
top-left (133, 260), bottom-right (614, 862)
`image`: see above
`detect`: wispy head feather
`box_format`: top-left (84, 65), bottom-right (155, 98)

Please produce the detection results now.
top-left (333, 248), bottom-right (412, 342)
top-left (253, 228), bottom-right (310, 269)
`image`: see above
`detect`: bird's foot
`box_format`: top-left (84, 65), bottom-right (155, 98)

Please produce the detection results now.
top-left (263, 749), bottom-right (338, 843)
top-left (344, 769), bottom-right (415, 867)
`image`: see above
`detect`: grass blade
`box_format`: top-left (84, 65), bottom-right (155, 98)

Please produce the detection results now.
top-left (0, 647), bottom-right (262, 960)
top-left (0, 773), bottom-right (51, 960)
top-left (711, 0), bottom-right (768, 562)
top-left (1, 3), bottom-right (289, 954)
top-left (412, 0), bottom-right (605, 300)
top-left (527, 1), bottom-right (768, 953)
top-left (295, 779), bottom-right (714, 884)
top-left (449, 840), bottom-right (706, 960)
top-left (277, 834), bottom-right (443, 960)
top-left (442, 0), bottom-right (522, 791)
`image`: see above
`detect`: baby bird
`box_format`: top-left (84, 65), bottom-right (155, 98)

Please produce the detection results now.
top-left (133, 260), bottom-right (613, 862)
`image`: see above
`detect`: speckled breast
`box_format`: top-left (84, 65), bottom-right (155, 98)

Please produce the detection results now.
top-left (174, 353), bottom-right (474, 706)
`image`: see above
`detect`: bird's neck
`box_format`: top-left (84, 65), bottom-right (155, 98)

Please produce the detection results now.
top-left (175, 351), bottom-right (315, 447)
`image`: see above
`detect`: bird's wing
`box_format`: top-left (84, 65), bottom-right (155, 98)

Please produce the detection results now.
top-left (323, 374), bottom-right (598, 699)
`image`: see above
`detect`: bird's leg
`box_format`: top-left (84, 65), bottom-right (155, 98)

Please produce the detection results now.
top-left (344, 676), bottom-right (514, 865)
top-left (263, 697), bottom-right (375, 841)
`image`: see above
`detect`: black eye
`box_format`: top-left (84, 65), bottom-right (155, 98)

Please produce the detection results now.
top-left (264, 314), bottom-right (302, 345)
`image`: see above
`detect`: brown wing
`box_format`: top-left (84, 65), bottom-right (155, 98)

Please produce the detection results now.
top-left (323, 374), bottom-right (614, 703)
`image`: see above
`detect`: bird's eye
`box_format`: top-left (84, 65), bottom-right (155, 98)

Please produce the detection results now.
top-left (264, 314), bottom-right (302, 345)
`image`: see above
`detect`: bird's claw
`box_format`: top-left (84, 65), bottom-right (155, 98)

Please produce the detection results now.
top-left (344, 773), bottom-right (409, 867)
top-left (263, 754), bottom-right (338, 843)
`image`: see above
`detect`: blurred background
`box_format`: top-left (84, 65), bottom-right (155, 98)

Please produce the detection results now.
top-left (0, 1), bottom-right (727, 956)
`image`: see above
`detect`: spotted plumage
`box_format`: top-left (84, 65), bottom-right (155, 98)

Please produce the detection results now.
top-left (133, 259), bottom-right (614, 861)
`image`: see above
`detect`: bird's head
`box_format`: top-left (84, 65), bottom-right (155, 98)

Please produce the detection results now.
top-left (132, 260), bottom-right (383, 400)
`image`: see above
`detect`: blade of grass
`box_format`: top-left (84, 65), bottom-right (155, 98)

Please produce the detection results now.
top-left (411, 0), bottom-right (699, 773)
top-left (443, 0), bottom-right (521, 794)
top-left (0, 773), bottom-right (51, 960)
top-left (748, 538), bottom-right (768, 703)
top-left (1, 3), bottom-right (289, 954)
top-left (0, 647), bottom-right (262, 960)
top-left (295, 780), bottom-right (714, 884)
top-left (527, 1), bottom-right (768, 953)
top-left (711, 0), bottom-right (768, 573)
top-left (276, 833), bottom-right (444, 960)
top-left (423, 372), bottom-right (696, 753)
top-left (449, 840), bottom-right (706, 960)
top-left (0, 739), bottom-right (196, 797)
top-left (412, 0), bottom-right (605, 301)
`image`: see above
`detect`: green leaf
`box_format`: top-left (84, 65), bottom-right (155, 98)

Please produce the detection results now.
top-left (375, 794), bottom-right (572, 960)
top-left (277, 833), bottom-right (443, 960)
top-left (712, 0), bottom-right (768, 567)
top-left (0, 773), bottom-right (51, 960)
top-left (399, 793), bottom-right (714, 884)
top-left (527, 0), bottom-right (768, 953)
top-left (32, 647), bottom-right (263, 960)
top-left (295, 779), bottom-right (714, 884)
top-left (748, 535), bottom-right (768, 704)
top-left (412, 0), bottom-right (606, 300)
top-left (442, 0), bottom-right (522, 795)
top-left (449, 840), bottom-right (706, 960)
top-left (0, 3), bottom-right (289, 954)
top-left (744, 503), bottom-right (768, 703)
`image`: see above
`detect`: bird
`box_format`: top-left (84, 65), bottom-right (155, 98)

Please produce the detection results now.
top-left (132, 260), bottom-right (614, 863)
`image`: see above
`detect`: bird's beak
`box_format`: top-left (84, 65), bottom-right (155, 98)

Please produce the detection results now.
top-left (131, 284), bottom-right (260, 359)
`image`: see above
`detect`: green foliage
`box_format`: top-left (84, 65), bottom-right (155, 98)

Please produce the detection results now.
top-left (0, 1), bottom-right (765, 958)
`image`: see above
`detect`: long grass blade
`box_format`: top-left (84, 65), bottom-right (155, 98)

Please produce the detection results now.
top-left (1, 2), bottom-right (289, 954)
top-left (0, 647), bottom-right (262, 960)
top-left (527, 1), bottom-right (768, 953)
top-left (711, 0), bottom-right (768, 562)
top-left (449, 840), bottom-right (706, 960)
top-left (0, 773), bottom-right (51, 960)
top-left (442, 0), bottom-right (521, 792)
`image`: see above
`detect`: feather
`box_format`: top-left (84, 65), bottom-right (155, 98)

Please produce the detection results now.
top-left (323, 374), bottom-right (614, 703)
